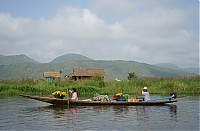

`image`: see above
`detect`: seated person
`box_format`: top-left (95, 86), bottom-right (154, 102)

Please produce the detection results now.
top-left (138, 87), bottom-right (151, 101)
top-left (169, 92), bottom-right (177, 100)
top-left (112, 94), bottom-right (118, 100)
top-left (69, 88), bottom-right (78, 100)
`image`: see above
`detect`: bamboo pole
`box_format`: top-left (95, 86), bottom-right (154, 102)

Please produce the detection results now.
top-left (67, 86), bottom-right (69, 108)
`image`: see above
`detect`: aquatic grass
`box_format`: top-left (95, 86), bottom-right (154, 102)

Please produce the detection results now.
top-left (0, 76), bottom-right (199, 96)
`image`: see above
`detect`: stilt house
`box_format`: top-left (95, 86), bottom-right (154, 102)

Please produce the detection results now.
top-left (65, 68), bottom-right (106, 81)
top-left (43, 72), bottom-right (62, 82)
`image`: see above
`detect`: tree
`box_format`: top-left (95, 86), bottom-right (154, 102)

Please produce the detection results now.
top-left (128, 72), bottom-right (137, 80)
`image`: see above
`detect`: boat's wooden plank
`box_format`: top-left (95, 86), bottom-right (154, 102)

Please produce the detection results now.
top-left (19, 94), bottom-right (177, 106)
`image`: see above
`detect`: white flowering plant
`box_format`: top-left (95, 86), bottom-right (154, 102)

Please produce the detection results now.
top-left (93, 93), bottom-right (111, 102)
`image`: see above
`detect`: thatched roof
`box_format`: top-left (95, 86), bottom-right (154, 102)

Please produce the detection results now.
top-left (67, 68), bottom-right (106, 77)
top-left (43, 72), bottom-right (62, 78)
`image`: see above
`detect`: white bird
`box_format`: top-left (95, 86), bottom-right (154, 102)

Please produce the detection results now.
top-left (115, 78), bottom-right (121, 81)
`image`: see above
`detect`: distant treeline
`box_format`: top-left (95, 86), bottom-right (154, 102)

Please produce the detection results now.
top-left (0, 76), bottom-right (199, 97)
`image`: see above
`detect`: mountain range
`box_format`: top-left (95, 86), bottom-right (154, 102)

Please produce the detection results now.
top-left (154, 63), bottom-right (199, 75)
top-left (0, 53), bottom-right (199, 80)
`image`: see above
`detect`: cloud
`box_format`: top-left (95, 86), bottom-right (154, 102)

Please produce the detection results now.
top-left (0, 0), bottom-right (198, 68)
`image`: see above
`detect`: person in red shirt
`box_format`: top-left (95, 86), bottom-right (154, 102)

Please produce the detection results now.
top-left (112, 93), bottom-right (118, 100)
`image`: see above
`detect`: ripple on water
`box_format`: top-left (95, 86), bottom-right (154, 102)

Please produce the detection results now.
top-left (0, 96), bottom-right (199, 130)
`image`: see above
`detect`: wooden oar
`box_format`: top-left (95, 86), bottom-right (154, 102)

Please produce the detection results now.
top-left (67, 87), bottom-right (69, 108)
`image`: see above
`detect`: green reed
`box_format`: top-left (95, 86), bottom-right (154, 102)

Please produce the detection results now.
top-left (0, 76), bottom-right (199, 96)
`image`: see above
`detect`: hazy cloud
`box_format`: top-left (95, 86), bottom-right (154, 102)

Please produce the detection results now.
top-left (0, 0), bottom-right (198, 68)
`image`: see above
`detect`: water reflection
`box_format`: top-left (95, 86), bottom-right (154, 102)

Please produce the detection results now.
top-left (137, 106), bottom-right (150, 122)
top-left (168, 104), bottom-right (177, 122)
top-left (38, 105), bottom-right (78, 130)
top-left (169, 104), bottom-right (177, 116)
top-left (135, 106), bottom-right (150, 131)
top-left (112, 106), bottom-right (130, 118)
top-left (21, 104), bottom-right (178, 130)
top-left (48, 106), bottom-right (67, 118)
top-left (70, 108), bottom-right (77, 123)
top-left (43, 104), bottom-right (175, 116)
top-left (41, 105), bottom-right (78, 121)
top-left (92, 105), bottom-right (110, 112)
top-left (135, 105), bottom-right (177, 119)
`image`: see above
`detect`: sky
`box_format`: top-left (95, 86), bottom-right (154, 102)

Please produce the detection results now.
top-left (0, 0), bottom-right (199, 68)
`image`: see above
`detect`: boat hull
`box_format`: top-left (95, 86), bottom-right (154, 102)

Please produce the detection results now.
top-left (19, 94), bottom-right (177, 106)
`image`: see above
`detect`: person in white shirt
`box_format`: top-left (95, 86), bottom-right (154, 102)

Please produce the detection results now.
top-left (138, 87), bottom-right (151, 101)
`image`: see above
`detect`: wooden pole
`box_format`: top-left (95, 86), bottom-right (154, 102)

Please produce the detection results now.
top-left (67, 86), bottom-right (69, 108)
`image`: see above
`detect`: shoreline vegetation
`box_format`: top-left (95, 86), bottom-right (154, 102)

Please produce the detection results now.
top-left (0, 76), bottom-right (199, 97)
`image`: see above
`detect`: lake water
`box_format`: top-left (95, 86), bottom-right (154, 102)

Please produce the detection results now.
top-left (0, 95), bottom-right (199, 130)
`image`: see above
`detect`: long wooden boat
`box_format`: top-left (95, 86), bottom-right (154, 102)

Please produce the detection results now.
top-left (19, 94), bottom-right (177, 106)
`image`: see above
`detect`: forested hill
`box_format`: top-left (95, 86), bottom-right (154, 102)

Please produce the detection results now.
top-left (0, 54), bottom-right (38, 65)
top-left (51, 53), bottom-right (93, 63)
top-left (0, 53), bottom-right (198, 80)
top-left (154, 63), bottom-right (199, 75)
